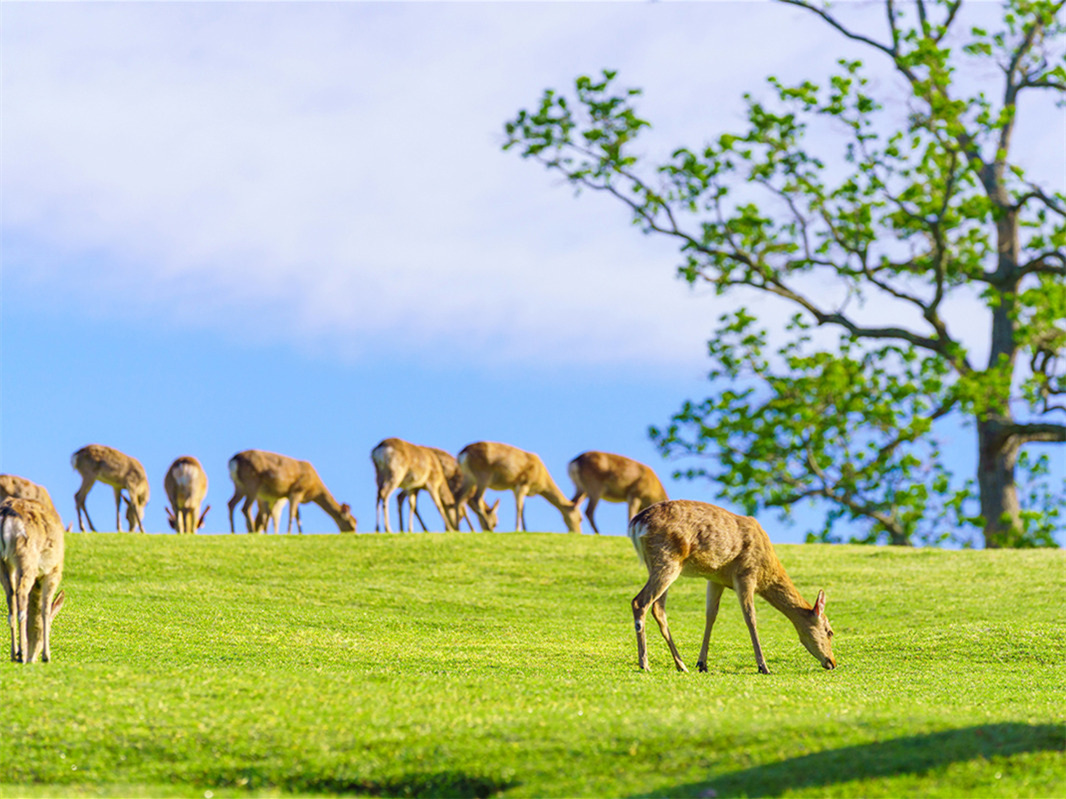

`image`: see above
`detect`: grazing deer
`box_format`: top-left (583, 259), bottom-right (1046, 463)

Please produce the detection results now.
top-left (399, 447), bottom-right (497, 532)
top-left (629, 500), bottom-right (836, 674)
top-left (1, 498), bottom-right (65, 663)
top-left (372, 438), bottom-right (458, 533)
top-left (227, 450), bottom-right (356, 533)
top-left (0, 474), bottom-right (59, 519)
top-left (568, 451), bottom-right (668, 535)
top-left (164, 456), bottom-right (210, 534)
top-left (456, 441), bottom-right (582, 533)
top-left (71, 444), bottom-right (150, 532)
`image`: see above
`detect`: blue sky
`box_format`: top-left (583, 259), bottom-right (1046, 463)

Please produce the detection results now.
top-left (2, 1), bottom-right (1063, 541)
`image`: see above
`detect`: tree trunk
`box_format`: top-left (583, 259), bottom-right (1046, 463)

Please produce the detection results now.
top-left (976, 420), bottom-right (1022, 548)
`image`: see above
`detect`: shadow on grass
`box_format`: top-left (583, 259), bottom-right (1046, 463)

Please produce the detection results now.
top-left (634, 723), bottom-right (1065, 798)
top-left (214, 769), bottom-right (517, 798)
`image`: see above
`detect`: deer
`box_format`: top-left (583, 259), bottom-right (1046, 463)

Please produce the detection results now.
top-left (71, 444), bottom-right (150, 532)
top-left (629, 499), bottom-right (836, 674)
top-left (568, 451), bottom-right (668, 535)
top-left (391, 446), bottom-right (495, 533)
top-left (372, 438), bottom-right (458, 533)
top-left (163, 456), bottom-right (210, 534)
top-left (0, 474), bottom-right (60, 519)
top-left (1, 497), bottom-right (65, 663)
top-left (226, 450), bottom-right (356, 533)
top-left (424, 447), bottom-right (492, 531)
top-left (455, 441), bottom-right (582, 534)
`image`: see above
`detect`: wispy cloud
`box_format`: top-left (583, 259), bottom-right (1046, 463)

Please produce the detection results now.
top-left (3, 2), bottom-right (1061, 373)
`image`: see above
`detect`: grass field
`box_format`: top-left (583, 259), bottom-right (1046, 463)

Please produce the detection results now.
top-left (2, 531), bottom-right (1063, 798)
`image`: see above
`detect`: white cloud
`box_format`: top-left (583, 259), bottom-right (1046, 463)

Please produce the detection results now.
top-left (3, 1), bottom-right (1062, 374)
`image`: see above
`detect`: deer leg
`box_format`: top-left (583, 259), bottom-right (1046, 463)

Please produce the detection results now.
top-left (111, 486), bottom-right (124, 531)
top-left (227, 490), bottom-right (242, 534)
top-left (460, 504), bottom-right (474, 532)
top-left (697, 581), bottom-right (726, 672)
top-left (2, 566), bottom-right (16, 661)
top-left (15, 571), bottom-right (33, 663)
top-left (380, 487), bottom-right (394, 533)
top-left (650, 590), bottom-right (688, 672)
top-left (36, 574), bottom-right (60, 663)
top-left (735, 575), bottom-right (770, 674)
top-left (396, 491), bottom-right (407, 532)
top-left (514, 488), bottom-right (528, 532)
top-left (413, 500), bottom-right (432, 533)
top-left (631, 563), bottom-right (683, 671)
top-left (427, 488), bottom-right (454, 532)
top-left (74, 475), bottom-right (98, 532)
top-left (241, 496), bottom-right (257, 533)
top-left (585, 495), bottom-right (602, 535)
top-left (288, 495), bottom-right (304, 534)
top-left (415, 505), bottom-right (431, 532)
top-left (469, 485), bottom-right (492, 531)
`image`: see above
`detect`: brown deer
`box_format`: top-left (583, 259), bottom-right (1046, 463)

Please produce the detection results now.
top-left (164, 456), bottom-right (210, 534)
top-left (0, 474), bottom-right (59, 518)
top-left (226, 450), bottom-right (356, 533)
top-left (394, 446), bottom-right (496, 533)
top-left (1, 497), bottom-right (65, 663)
top-left (629, 500), bottom-right (836, 674)
top-left (455, 441), bottom-right (582, 533)
top-left (72, 444), bottom-right (150, 532)
top-left (568, 451), bottom-right (668, 535)
top-left (371, 438), bottom-right (458, 533)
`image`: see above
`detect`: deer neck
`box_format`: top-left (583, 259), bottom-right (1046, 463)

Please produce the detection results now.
top-left (312, 491), bottom-right (345, 522)
top-left (537, 479), bottom-right (575, 512)
top-left (758, 573), bottom-right (813, 627)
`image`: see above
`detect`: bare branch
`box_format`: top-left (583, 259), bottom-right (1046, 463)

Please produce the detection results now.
top-left (781, 1), bottom-right (903, 66)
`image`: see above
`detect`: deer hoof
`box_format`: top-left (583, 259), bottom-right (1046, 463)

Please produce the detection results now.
top-left (697, 661), bottom-right (708, 673)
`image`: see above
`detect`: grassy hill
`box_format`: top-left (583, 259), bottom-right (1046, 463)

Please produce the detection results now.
top-left (2, 531), bottom-right (1063, 798)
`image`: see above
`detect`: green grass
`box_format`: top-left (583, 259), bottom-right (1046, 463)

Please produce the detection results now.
top-left (2, 532), bottom-right (1063, 798)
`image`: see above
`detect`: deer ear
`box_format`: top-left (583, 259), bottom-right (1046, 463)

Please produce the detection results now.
top-left (490, 499), bottom-right (501, 513)
top-left (813, 589), bottom-right (827, 617)
top-left (198, 506), bottom-right (211, 528)
top-left (51, 590), bottom-right (66, 619)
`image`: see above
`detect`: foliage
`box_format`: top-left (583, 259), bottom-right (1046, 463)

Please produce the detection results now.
top-left (503, 0), bottom-right (1066, 548)
top-left (2, 533), bottom-right (1064, 798)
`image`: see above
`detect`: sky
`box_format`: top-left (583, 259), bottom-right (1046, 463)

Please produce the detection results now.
top-left (2, 0), bottom-right (1063, 543)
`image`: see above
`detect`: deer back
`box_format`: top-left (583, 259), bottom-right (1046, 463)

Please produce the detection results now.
top-left (570, 451), bottom-right (667, 505)
top-left (230, 450), bottom-right (306, 500)
top-left (629, 500), bottom-right (783, 588)
top-left (461, 441), bottom-right (550, 492)
top-left (0, 474), bottom-right (59, 517)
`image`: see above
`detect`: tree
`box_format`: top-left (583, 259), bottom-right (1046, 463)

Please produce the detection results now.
top-left (504, 0), bottom-right (1065, 547)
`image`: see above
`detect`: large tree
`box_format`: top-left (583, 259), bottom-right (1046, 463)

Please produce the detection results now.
top-left (505, 0), bottom-right (1065, 547)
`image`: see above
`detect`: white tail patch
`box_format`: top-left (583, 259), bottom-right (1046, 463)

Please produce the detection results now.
top-left (1, 514), bottom-right (27, 560)
top-left (228, 457), bottom-right (239, 484)
top-left (172, 464), bottom-right (197, 491)
top-left (370, 443), bottom-right (392, 470)
top-left (627, 518), bottom-right (649, 568)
